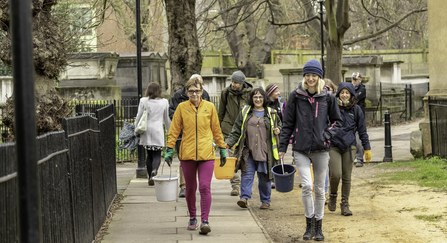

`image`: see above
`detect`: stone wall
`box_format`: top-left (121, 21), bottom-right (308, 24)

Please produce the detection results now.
top-left (58, 52), bottom-right (121, 101)
top-left (0, 76), bottom-right (12, 105)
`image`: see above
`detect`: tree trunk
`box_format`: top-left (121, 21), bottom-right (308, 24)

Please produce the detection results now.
top-left (164, 0), bottom-right (202, 93)
top-left (0, 0), bottom-right (71, 141)
top-left (217, 0), bottom-right (281, 77)
top-left (217, 0), bottom-right (248, 71)
top-left (326, 40), bottom-right (343, 85)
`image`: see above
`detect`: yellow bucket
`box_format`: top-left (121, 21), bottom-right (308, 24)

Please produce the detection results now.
top-left (214, 157), bottom-right (237, 180)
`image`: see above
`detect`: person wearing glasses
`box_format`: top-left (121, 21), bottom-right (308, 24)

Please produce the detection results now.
top-left (218, 70), bottom-right (253, 196)
top-left (351, 72), bottom-right (366, 167)
top-left (225, 87), bottom-right (282, 210)
top-left (169, 74), bottom-right (210, 198)
top-left (165, 77), bottom-right (226, 235)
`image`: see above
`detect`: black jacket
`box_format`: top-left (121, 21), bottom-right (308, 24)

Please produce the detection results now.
top-left (354, 83), bottom-right (366, 115)
top-left (279, 83), bottom-right (343, 154)
top-left (169, 87), bottom-right (210, 140)
top-left (267, 97), bottom-right (286, 122)
top-left (331, 82), bottom-right (370, 151)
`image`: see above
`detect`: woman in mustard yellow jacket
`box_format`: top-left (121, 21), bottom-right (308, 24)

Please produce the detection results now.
top-left (165, 77), bottom-right (227, 235)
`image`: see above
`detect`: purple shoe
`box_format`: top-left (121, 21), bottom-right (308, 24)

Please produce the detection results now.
top-left (188, 218), bottom-right (198, 230)
top-left (199, 220), bottom-right (211, 235)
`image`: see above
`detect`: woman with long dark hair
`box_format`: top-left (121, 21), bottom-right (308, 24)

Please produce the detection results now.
top-left (134, 82), bottom-right (171, 185)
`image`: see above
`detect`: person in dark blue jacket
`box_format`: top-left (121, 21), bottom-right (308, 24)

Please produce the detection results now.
top-left (327, 82), bottom-right (372, 216)
top-left (279, 59), bottom-right (343, 241)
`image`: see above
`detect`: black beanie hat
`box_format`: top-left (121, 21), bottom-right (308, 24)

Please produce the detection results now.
top-left (303, 59), bottom-right (323, 78)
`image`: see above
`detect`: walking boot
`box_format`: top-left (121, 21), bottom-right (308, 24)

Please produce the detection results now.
top-left (230, 186), bottom-right (240, 196)
top-left (314, 219), bottom-right (324, 241)
top-left (340, 199), bottom-right (353, 216)
top-left (303, 216), bottom-right (314, 240)
top-left (328, 193), bottom-right (337, 211)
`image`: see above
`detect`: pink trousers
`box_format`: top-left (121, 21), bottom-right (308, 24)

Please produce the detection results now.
top-left (180, 160), bottom-right (214, 222)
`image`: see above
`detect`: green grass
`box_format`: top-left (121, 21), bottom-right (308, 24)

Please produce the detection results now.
top-left (414, 214), bottom-right (443, 222)
top-left (377, 157), bottom-right (447, 191)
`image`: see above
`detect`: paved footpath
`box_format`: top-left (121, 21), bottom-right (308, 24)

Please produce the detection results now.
top-left (366, 119), bottom-right (421, 162)
top-left (103, 159), bottom-right (272, 243)
top-left (103, 120), bottom-right (421, 243)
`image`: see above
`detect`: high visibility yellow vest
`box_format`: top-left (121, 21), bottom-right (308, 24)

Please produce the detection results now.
top-left (234, 106), bottom-right (279, 160)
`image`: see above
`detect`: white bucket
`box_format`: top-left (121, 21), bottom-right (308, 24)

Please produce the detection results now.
top-left (152, 175), bottom-right (179, 202)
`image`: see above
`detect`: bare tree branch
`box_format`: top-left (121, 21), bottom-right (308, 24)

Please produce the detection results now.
top-left (337, 0), bottom-right (350, 36)
top-left (344, 7), bottom-right (427, 46)
top-left (207, 0), bottom-right (259, 22)
top-left (213, 0), bottom-right (267, 31)
top-left (268, 14), bottom-right (320, 26)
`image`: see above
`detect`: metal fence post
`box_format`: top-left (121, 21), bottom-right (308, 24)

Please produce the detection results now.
top-left (428, 96), bottom-right (435, 156)
top-left (409, 83), bottom-right (413, 120)
top-left (380, 82), bottom-right (383, 122)
top-left (404, 84), bottom-right (408, 120)
top-left (383, 111), bottom-right (393, 162)
top-left (10, 0), bottom-right (41, 241)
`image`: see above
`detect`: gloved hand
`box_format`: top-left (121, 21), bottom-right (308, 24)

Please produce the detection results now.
top-left (164, 148), bottom-right (174, 167)
top-left (219, 148), bottom-right (227, 167)
top-left (365, 150), bottom-right (372, 163)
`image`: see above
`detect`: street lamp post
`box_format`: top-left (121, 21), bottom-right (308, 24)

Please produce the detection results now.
top-left (135, 0), bottom-right (147, 178)
top-left (317, 0), bottom-right (325, 77)
top-left (10, 0), bottom-right (41, 241)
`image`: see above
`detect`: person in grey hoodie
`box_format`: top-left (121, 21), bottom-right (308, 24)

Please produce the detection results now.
top-left (135, 82), bottom-right (171, 186)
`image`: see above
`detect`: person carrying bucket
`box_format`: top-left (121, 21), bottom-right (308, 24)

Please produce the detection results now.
top-left (134, 82), bottom-right (171, 186)
top-left (169, 74), bottom-right (211, 198)
top-left (279, 59), bottom-right (342, 241)
top-left (328, 82), bottom-right (371, 216)
top-left (165, 77), bottom-right (227, 235)
top-left (225, 87), bottom-right (282, 210)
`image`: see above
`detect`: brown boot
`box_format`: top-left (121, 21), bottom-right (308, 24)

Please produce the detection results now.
top-left (328, 193), bottom-right (337, 211)
top-left (340, 199), bottom-right (353, 216)
top-left (231, 186), bottom-right (240, 196)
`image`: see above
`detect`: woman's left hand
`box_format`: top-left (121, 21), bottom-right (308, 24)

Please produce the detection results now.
top-left (274, 127), bottom-right (280, 135)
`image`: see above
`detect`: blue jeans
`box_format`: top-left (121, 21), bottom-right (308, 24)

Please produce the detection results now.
top-left (240, 156), bottom-right (271, 203)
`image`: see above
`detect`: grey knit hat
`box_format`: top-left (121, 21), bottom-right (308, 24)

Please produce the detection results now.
top-left (231, 71), bottom-right (246, 84)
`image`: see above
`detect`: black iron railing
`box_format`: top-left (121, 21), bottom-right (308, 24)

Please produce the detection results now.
top-left (0, 104), bottom-right (116, 243)
top-left (428, 97), bottom-right (447, 158)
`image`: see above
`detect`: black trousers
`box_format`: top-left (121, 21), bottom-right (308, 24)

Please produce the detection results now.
top-left (146, 150), bottom-right (161, 178)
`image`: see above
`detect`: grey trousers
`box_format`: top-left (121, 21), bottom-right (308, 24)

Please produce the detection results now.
top-left (294, 151), bottom-right (329, 221)
top-left (355, 132), bottom-right (364, 162)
